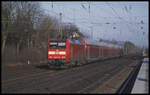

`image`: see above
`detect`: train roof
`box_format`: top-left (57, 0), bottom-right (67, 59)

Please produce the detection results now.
top-left (49, 39), bottom-right (66, 42)
top-left (68, 39), bottom-right (83, 45)
top-left (83, 38), bottom-right (123, 49)
top-left (83, 38), bottom-right (112, 47)
top-left (49, 38), bottom-right (83, 45)
top-left (84, 38), bottom-right (101, 46)
top-left (49, 38), bottom-right (123, 49)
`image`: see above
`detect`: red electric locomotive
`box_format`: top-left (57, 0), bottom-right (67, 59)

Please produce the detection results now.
top-left (48, 39), bottom-right (85, 67)
top-left (47, 38), bottom-right (122, 68)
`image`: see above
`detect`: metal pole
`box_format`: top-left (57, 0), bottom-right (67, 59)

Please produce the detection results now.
top-left (90, 26), bottom-right (93, 40)
top-left (73, 8), bottom-right (75, 24)
top-left (59, 12), bottom-right (62, 39)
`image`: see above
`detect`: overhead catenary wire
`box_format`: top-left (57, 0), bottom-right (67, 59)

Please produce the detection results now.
top-left (42, 2), bottom-right (148, 26)
top-left (105, 2), bottom-right (140, 33)
top-left (104, 2), bottom-right (148, 43)
top-left (41, 2), bottom-right (147, 6)
top-left (2, 2), bottom-right (148, 37)
top-left (120, 2), bottom-right (147, 39)
top-left (1, 19), bottom-right (148, 25)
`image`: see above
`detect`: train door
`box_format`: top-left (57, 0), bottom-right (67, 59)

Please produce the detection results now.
top-left (86, 45), bottom-right (90, 59)
top-left (101, 47), bottom-right (103, 57)
top-left (99, 47), bottom-right (102, 58)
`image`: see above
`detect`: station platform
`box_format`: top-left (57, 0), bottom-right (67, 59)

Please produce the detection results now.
top-left (131, 57), bottom-right (149, 93)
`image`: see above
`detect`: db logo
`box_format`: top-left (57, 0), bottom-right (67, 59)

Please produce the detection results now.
top-left (56, 50), bottom-right (59, 54)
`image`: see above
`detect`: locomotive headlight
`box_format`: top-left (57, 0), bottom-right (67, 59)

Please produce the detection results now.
top-left (62, 56), bottom-right (65, 58)
top-left (49, 51), bottom-right (55, 54)
top-left (59, 51), bottom-right (66, 55)
top-left (49, 56), bottom-right (52, 58)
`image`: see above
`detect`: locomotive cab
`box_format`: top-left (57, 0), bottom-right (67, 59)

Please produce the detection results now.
top-left (48, 39), bottom-right (69, 66)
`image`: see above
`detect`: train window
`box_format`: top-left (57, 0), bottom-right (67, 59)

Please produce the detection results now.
top-left (58, 42), bottom-right (65, 46)
top-left (50, 42), bottom-right (57, 45)
top-left (49, 41), bottom-right (66, 49)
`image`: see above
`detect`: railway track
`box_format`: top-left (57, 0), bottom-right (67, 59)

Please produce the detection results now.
top-left (2, 64), bottom-right (52, 80)
top-left (93, 60), bottom-right (140, 93)
top-left (17, 59), bottom-right (121, 93)
top-left (2, 56), bottom-right (141, 93)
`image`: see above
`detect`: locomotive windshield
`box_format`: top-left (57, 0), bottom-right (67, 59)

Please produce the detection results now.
top-left (49, 41), bottom-right (66, 49)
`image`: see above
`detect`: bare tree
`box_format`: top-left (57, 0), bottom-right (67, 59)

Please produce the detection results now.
top-left (2, 2), bottom-right (16, 53)
top-left (37, 15), bottom-right (59, 41)
top-left (4, 2), bottom-right (43, 52)
top-left (61, 23), bottom-right (85, 39)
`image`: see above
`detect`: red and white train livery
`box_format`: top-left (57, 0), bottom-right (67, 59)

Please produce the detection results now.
top-left (47, 39), bottom-right (122, 67)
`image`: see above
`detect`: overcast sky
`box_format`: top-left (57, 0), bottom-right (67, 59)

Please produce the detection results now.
top-left (40, 1), bottom-right (148, 48)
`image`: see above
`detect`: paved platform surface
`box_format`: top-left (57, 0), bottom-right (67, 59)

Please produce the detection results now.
top-left (131, 57), bottom-right (149, 94)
